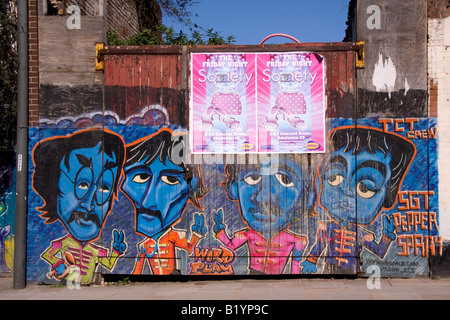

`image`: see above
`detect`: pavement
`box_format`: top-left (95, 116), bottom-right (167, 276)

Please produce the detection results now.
top-left (1, 273), bottom-right (450, 301)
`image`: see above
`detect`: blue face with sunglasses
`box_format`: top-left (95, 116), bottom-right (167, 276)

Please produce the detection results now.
top-left (57, 142), bottom-right (119, 242)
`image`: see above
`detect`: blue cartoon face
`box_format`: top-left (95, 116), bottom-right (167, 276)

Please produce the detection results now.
top-left (319, 147), bottom-right (392, 226)
top-left (57, 143), bottom-right (118, 242)
top-left (121, 158), bottom-right (191, 238)
top-left (229, 158), bottom-right (304, 235)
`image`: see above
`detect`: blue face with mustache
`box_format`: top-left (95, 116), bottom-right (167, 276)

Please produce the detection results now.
top-left (121, 157), bottom-right (192, 239)
top-left (319, 146), bottom-right (392, 226)
top-left (227, 158), bottom-right (304, 236)
top-left (57, 143), bottom-right (118, 242)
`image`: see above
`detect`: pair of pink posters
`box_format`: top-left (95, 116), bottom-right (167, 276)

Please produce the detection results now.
top-left (190, 52), bottom-right (325, 154)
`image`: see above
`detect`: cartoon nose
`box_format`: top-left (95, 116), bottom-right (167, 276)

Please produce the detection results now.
top-left (79, 186), bottom-right (96, 211)
top-left (341, 185), bottom-right (355, 197)
top-left (141, 188), bottom-right (159, 210)
top-left (253, 177), bottom-right (272, 204)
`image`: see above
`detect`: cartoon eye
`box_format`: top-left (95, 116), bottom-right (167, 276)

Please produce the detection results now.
top-left (327, 174), bottom-right (344, 186)
top-left (77, 182), bottom-right (90, 190)
top-left (275, 173), bottom-right (294, 187)
top-left (99, 184), bottom-right (111, 193)
top-left (132, 173), bottom-right (151, 184)
top-left (357, 182), bottom-right (376, 199)
top-left (243, 174), bottom-right (261, 185)
top-left (161, 175), bottom-right (180, 185)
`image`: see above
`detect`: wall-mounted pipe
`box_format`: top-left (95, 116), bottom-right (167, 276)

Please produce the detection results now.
top-left (14, 0), bottom-right (29, 290)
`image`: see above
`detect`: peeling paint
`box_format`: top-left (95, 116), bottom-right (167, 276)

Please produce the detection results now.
top-left (372, 53), bottom-right (397, 98)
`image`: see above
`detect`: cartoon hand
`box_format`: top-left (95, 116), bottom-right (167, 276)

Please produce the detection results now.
top-left (112, 229), bottom-right (127, 255)
top-left (300, 260), bottom-right (317, 274)
top-left (213, 208), bottom-right (226, 235)
top-left (53, 260), bottom-right (68, 278)
top-left (292, 247), bottom-right (304, 263)
top-left (382, 215), bottom-right (396, 241)
top-left (49, 251), bottom-right (75, 280)
top-left (192, 213), bottom-right (207, 237)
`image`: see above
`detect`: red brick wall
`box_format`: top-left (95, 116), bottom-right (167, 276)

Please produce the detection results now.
top-left (428, 0), bottom-right (450, 18)
top-left (29, 0), bottom-right (39, 126)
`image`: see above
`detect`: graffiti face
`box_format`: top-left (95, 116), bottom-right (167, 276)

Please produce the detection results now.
top-left (319, 146), bottom-right (392, 225)
top-left (57, 143), bottom-right (119, 242)
top-left (122, 157), bottom-right (191, 238)
top-left (228, 158), bottom-right (303, 235)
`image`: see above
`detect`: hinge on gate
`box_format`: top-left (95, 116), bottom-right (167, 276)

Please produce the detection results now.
top-left (356, 40), bottom-right (365, 69)
top-left (95, 42), bottom-right (105, 71)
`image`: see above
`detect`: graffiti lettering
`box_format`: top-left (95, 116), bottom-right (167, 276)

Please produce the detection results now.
top-left (378, 118), bottom-right (437, 139)
top-left (397, 234), bottom-right (443, 256)
top-left (397, 191), bottom-right (434, 211)
top-left (190, 262), bottom-right (233, 275)
top-left (194, 246), bottom-right (234, 264)
top-left (378, 118), bottom-right (419, 132)
top-left (406, 128), bottom-right (437, 140)
top-left (392, 189), bottom-right (440, 257)
top-left (392, 211), bottom-right (438, 233)
top-left (190, 246), bottom-right (235, 275)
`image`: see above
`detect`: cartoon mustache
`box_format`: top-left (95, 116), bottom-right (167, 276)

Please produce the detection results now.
top-left (136, 208), bottom-right (163, 223)
top-left (68, 211), bottom-right (101, 227)
top-left (247, 205), bottom-right (279, 217)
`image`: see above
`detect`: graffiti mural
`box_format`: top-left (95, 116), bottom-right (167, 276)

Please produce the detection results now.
top-left (211, 153), bottom-right (315, 275)
top-left (31, 129), bottom-right (127, 284)
top-left (0, 152), bottom-right (15, 273)
top-left (302, 126), bottom-right (416, 274)
top-left (358, 118), bottom-right (439, 276)
top-left (24, 42), bottom-right (438, 283)
top-left (121, 129), bottom-right (208, 275)
top-left (26, 110), bottom-right (439, 283)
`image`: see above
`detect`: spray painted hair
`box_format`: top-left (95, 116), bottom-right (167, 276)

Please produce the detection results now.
top-left (124, 129), bottom-right (207, 208)
top-left (32, 129), bottom-right (125, 223)
top-left (328, 126), bottom-right (416, 208)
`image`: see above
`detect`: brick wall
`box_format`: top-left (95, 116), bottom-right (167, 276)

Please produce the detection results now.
top-left (428, 0), bottom-right (450, 19)
top-left (106, 0), bottom-right (139, 39)
top-left (29, 0), bottom-right (39, 127)
top-left (66, 0), bottom-right (97, 15)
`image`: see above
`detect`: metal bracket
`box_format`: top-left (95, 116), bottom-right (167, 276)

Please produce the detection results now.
top-left (95, 42), bottom-right (104, 71)
top-left (356, 40), bottom-right (365, 69)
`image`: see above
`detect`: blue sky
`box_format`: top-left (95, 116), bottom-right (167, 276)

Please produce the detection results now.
top-left (163, 0), bottom-right (351, 45)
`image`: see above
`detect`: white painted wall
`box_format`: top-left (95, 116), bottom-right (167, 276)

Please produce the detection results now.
top-left (429, 15), bottom-right (450, 239)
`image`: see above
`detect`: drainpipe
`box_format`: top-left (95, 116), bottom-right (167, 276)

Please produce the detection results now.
top-left (14, 0), bottom-right (29, 289)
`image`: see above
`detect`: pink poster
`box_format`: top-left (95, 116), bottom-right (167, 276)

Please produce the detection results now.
top-left (190, 52), bottom-right (325, 153)
top-left (190, 53), bottom-right (257, 153)
top-left (257, 52), bottom-right (325, 153)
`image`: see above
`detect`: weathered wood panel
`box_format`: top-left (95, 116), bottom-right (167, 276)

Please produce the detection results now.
top-left (104, 50), bottom-right (185, 126)
top-left (356, 0), bottom-right (428, 117)
top-left (38, 16), bottom-right (105, 86)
